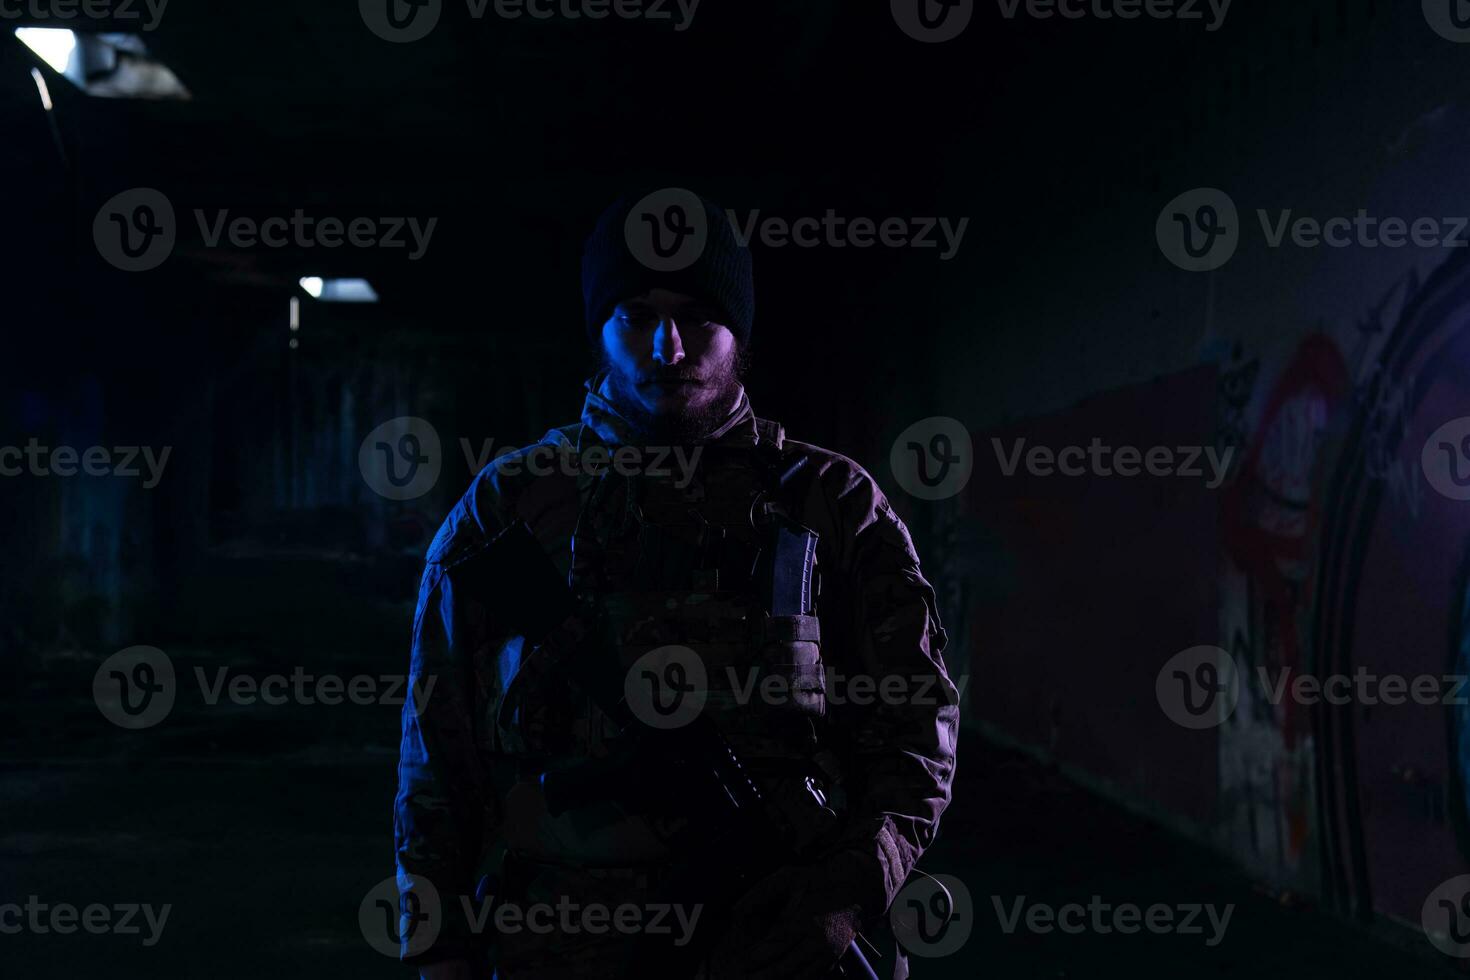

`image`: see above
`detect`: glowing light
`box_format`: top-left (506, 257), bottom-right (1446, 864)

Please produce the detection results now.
top-left (29, 67), bottom-right (52, 111)
top-left (299, 277), bottom-right (379, 303)
top-left (15, 28), bottom-right (77, 75)
top-left (15, 29), bottom-right (189, 100)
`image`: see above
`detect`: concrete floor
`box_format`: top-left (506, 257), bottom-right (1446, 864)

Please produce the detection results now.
top-left (0, 647), bottom-right (1454, 979)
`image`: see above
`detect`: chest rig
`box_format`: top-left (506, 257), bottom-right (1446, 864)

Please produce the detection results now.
top-left (490, 421), bottom-right (835, 848)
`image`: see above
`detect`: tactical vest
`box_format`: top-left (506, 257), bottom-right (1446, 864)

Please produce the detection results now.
top-left (487, 418), bottom-right (840, 870)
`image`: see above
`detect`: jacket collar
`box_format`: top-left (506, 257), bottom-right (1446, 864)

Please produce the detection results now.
top-left (579, 369), bottom-right (764, 449)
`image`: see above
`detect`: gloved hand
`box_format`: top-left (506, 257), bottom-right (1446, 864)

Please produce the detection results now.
top-left (706, 849), bottom-right (881, 980)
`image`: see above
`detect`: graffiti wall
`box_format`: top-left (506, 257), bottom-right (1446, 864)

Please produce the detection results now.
top-left (952, 247), bottom-right (1470, 947)
top-left (1216, 335), bottom-right (1349, 890)
top-left (1309, 255), bottom-right (1470, 925)
top-left (1207, 251), bottom-right (1470, 924)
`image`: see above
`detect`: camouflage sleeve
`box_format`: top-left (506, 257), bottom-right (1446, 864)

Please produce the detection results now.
top-left (394, 487), bottom-right (503, 967)
top-left (820, 463), bottom-right (961, 918)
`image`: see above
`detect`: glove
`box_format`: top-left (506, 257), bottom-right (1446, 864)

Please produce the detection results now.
top-left (706, 848), bottom-right (882, 980)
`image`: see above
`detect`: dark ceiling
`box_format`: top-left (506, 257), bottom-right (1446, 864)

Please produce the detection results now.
top-left (1, 0), bottom-right (1230, 313)
top-left (0, 0), bottom-right (1311, 446)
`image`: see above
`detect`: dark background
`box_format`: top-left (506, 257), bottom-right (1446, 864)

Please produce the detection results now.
top-left (3, 0), bottom-right (1470, 976)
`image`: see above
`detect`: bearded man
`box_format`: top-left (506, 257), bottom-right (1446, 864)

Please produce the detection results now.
top-left (395, 191), bottom-right (959, 979)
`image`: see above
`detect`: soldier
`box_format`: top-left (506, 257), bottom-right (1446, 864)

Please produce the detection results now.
top-left (395, 192), bottom-right (959, 979)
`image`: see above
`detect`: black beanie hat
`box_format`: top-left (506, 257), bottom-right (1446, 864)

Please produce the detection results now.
top-left (581, 189), bottom-right (755, 347)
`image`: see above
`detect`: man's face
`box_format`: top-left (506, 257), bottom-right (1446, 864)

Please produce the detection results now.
top-left (599, 288), bottom-right (743, 442)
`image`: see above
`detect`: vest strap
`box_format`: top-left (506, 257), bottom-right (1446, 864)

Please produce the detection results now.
top-left (760, 613), bottom-right (822, 644)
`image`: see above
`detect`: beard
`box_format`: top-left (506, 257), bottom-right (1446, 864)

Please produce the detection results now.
top-left (601, 346), bottom-right (747, 444)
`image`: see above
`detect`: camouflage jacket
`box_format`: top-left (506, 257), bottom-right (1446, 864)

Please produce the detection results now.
top-left (395, 373), bottom-right (960, 967)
